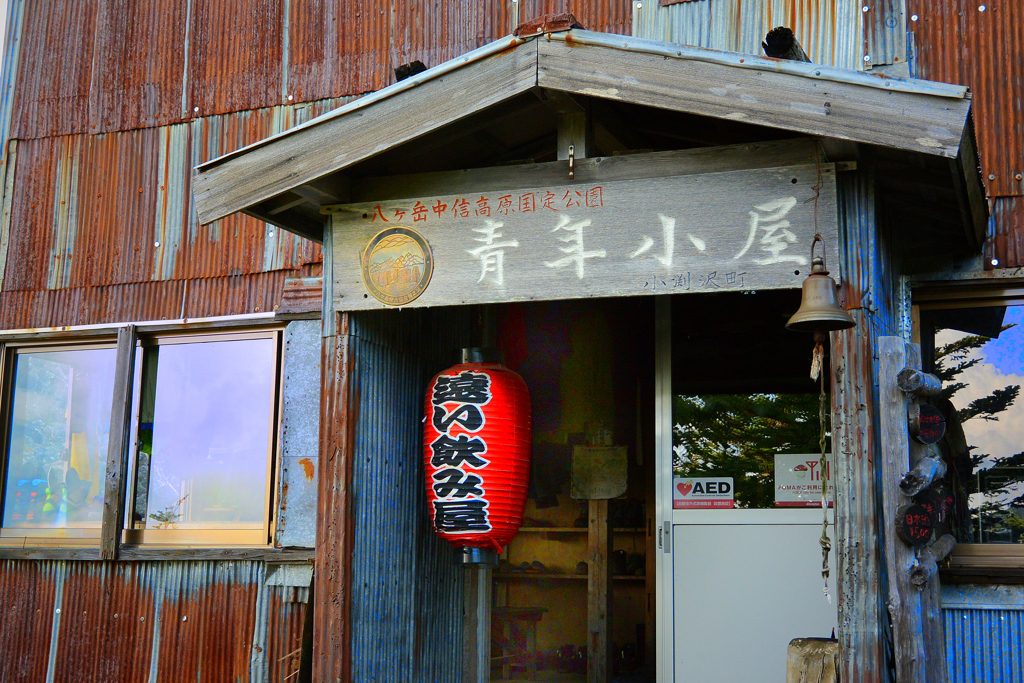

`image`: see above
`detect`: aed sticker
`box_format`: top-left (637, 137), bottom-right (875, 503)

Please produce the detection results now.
top-left (774, 453), bottom-right (835, 507)
top-left (673, 477), bottom-right (734, 509)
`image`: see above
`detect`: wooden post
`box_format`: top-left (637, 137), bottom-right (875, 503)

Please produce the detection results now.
top-left (878, 337), bottom-right (926, 682)
top-left (100, 325), bottom-right (137, 561)
top-left (462, 565), bottom-right (492, 683)
top-left (588, 499), bottom-right (611, 683)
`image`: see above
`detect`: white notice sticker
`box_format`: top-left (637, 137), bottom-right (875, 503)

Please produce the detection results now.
top-left (673, 477), bottom-right (735, 509)
top-left (774, 453), bottom-right (835, 507)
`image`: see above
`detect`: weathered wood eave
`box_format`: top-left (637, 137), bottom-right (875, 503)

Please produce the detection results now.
top-left (193, 29), bottom-right (982, 243)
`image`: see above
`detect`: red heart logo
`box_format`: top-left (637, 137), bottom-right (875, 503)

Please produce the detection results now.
top-left (677, 482), bottom-right (693, 496)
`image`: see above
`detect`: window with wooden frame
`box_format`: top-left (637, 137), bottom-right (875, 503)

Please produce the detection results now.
top-left (917, 283), bottom-right (1024, 574)
top-left (0, 326), bottom-right (284, 550)
top-left (0, 341), bottom-right (119, 546)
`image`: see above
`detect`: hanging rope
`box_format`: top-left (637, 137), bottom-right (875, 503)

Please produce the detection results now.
top-left (817, 355), bottom-right (832, 604)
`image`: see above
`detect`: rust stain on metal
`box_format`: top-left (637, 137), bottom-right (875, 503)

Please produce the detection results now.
top-left (314, 314), bottom-right (355, 683)
top-left (514, 12), bottom-right (585, 37)
top-left (0, 561), bottom-right (56, 682)
top-left (298, 457), bottom-right (315, 481)
top-left (907, 0), bottom-right (1023, 199)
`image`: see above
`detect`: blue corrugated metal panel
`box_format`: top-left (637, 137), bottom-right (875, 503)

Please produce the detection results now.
top-left (943, 584), bottom-right (1024, 683)
top-left (348, 306), bottom-right (471, 683)
top-left (632, 0), bottom-right (862, 71)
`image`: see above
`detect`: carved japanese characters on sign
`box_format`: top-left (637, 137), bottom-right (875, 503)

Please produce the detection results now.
top-left (334, 163), bottom-right (839, 310)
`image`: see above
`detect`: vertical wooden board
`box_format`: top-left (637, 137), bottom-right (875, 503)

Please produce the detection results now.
top-left (100, 325), bottom-right (137, 560)
top-left (588, 499), bottom-right (611, 683)
top-left (332, 164), bottom-right (839, 310)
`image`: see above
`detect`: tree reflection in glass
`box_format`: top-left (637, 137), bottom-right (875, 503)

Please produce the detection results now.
top-left (673, 393), bottom-right (827, 509)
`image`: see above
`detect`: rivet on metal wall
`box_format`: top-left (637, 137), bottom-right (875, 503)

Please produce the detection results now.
top-left (864, 55), bottom-right (871, 61)
top-left (992, 259), bottom-right (1000, 266)
top-left (979, 5), bottom-right (986, 11)
top-left (989, 174), bottom-right (997, 180)
top-left (1016, 174), bottom-right (1022, 181)
top-left (155, 241), bottom-right (161, 248)
top-left (911, 14), bottom-right (919, 21)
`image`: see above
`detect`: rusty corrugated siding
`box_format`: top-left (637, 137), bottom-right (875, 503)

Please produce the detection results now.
top-left (518, 0), bottom-right (630, 35)
top-left (907, 0), bottom-right (1024, 267)
top-left (909, 0), bottom-right (1023, 198)
top-left (2, 101), bottom-right (342, 299)
top-left (0, 560), bottom-right (56, 682)
top-left (0, 267), bottom-right (323, 329)
top-left (0, 560), bottom-right (309, 682)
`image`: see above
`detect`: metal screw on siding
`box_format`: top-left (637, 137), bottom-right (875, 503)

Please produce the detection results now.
top-left (269, 231), bottom-right (275, 237)
top-left (154, 241), bottom-right (161, 248)
top-left (55, 608), bottom-right (60, 614)
top-left (183, 615), bottom-right (188, 621)
top-left (287, 95), bottom-right (293, 101)
top-left (911, 14), bottom-right (919, 21)
top-left (979, 5), bottom-right (986, 10)
top-left (114, 614), bottom-right (118, 618)
top-left (636, 1), bottom-right (642, 6)
top-left (862, 5), bottom-right (869, 11)
top-left (1015, 173), bottom-right (1022, 181)
top-left (193, 107), bottom-right (199, 113)
top-left (989, 174), bottom-right (997, 180)
top-left (992, 259), bottom-right (1000, 266)
top-left (864, 55), bottom-right (871, 62)
top-left (140, 616), bottom-right (145, 622)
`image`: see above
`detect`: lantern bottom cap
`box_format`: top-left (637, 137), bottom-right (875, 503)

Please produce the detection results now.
top-left (458, 546), bottom-right (500, 566)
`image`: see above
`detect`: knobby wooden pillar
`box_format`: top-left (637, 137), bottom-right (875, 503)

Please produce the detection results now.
top-left (314, 311), bottom-right (355, 683)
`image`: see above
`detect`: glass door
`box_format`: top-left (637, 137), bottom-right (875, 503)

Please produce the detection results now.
top-left (656, 291), bottom-right (838, 683)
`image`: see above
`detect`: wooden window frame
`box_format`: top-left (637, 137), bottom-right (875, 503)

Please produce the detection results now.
top-left (0, 322), bottom-right (287, 560)
top-left (915, 281), bottom-right (1024, 579)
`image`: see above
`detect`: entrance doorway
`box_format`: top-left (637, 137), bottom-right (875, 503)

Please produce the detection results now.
top-left (655, 292), bottom-right (838, 683)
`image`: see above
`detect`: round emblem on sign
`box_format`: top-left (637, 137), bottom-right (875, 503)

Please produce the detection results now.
top-left (360, 227), bottom-right (434, 306)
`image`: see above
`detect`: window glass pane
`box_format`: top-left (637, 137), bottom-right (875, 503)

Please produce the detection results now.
top-left (673, 393), bottom-right (829, 509)
top-left (2, 347), bottom-right (117, 529)
top-left (931, 304), bottom-right (1024, 543)
top-left (143, 338), bottom-right (275, 530)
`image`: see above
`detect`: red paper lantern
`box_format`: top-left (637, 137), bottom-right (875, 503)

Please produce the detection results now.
top-left (424, 361), bottom-right (531, 552)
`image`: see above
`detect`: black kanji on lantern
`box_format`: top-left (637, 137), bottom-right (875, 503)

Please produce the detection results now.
top-left (432, 371), bottom-right (491, 405)
top-left (432, 469), bottom-right (484, 498)
top-left (429, 434), bottom-right (488, 469)
top-left (432, 403), bottom-right (484, 433)
top-left (433, 500), bottom-right (491, 532)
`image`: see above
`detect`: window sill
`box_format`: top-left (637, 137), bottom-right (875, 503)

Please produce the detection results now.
top-left (0, 546), bottom-right (314, 562)
top-left (940, 544), bottom-right (1024, 584)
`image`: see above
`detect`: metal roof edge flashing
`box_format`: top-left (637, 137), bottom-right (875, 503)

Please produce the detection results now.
top-left (550, 29), bottom-right (969, 100)
top-left (196, 34), bottom-right (532, 172)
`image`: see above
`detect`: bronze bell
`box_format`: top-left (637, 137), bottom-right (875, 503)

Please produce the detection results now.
top-left (786, 249), bottom-right (856, 333)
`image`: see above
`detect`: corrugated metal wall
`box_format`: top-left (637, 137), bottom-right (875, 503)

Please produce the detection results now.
top-left (0, 560), bottom-right (310, 683)
top-left (632, 0), bottom-right (862, 70)
top-left (347, 307), bottom-right (475, 683)
top-left (905, 0), bottom-right (1024, 268)
top-left (943, 585), bottom-right (1024, 683)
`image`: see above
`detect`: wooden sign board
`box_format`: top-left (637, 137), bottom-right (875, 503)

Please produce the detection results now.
top-left (330, 163), bottom-right (838, 310)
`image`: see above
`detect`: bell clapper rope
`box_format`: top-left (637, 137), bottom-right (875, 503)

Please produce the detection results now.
top-left (818, 365), bottom-right (832, 604)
